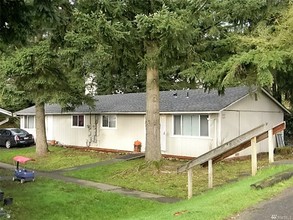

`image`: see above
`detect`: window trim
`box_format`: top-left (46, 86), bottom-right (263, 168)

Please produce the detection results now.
top-left (72, 115), bottom-right (85, 128)
top-left (24, 116), bottom-right (35, 129)
top-left (101, 115), bottom-right (117, 129)
top-left (173, 114), bottom-right (209, 137)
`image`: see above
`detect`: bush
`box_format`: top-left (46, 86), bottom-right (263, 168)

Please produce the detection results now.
top-left (285, 114), bottom-right (293, 145)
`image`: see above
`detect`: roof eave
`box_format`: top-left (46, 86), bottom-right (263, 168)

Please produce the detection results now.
top-left (15, 111), bottom-right (221, 116)
top-left (0, 108), bottom-right (13, 117)
top-left (261, 88), bottom-right (291, 115)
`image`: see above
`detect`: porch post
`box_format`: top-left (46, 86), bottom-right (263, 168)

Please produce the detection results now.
top-left (251, 136), bottom-right (257, 176)
top-left (208, 159), bottom-right (213, 188)
top-left (188, 169), bottom-right (193, 199)
top-left (268, 129), bottom-right (274, 163)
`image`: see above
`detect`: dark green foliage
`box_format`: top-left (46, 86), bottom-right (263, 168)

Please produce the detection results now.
top-left (0, 1), bottom-right (95, 155)
top-left (63, 4), bottom-right (145, 94)
top-left (65, 0), bottom-right (205, 94)
top-left (181, 0), bottom-right (293, 113)
top-left (0, 0), bottom-right (93, 111)
top-left (285, 114), bottom-right (293, 145)
top-left (0, 0), bottom-right (30, 45)
top-left (1, 40), bottom-right (92, 110)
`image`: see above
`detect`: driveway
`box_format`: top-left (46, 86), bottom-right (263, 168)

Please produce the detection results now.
top-left (234, 187), bottom-right (293, 220)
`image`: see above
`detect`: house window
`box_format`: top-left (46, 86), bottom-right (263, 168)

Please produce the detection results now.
top-left (24, 116), bottom-right (35, 129)
top-left (174, 114), bottom-right (209, 137)
top-left (102, 115), bottom-right (116, 128)
top-left (72, 115), bottom-right (84, 127)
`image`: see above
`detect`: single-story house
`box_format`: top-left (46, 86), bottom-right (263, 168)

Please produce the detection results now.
top-left (15, 86), bottom-right (290, 158)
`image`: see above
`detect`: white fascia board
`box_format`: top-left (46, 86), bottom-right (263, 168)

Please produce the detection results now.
top-left (14, 113), bottom-right (34, 116)
top-left (56, 111), bottom-right (220, 115)
top-left (17, 111), bottom-right (221, 116)
top-left (261, 88), bottom-right (291, 114)
top-left (160, 111), bottom-right (219, 114)
top-left (219, 88), bottom-right (291, 115)
top-left (49, 112), bottom-right (146, 115)
top-left (91, 111), bottom-right (220, 115)
top-left (0, 108), bottom-right (12, 117)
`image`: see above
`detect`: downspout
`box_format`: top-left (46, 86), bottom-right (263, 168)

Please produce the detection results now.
top-left (218, 111), bottom-right (222, 146)
top-left (0, 117), bottom-right (9, 126)
top-left (213, 118), bottom-right (217, 149)
top-left (86, 113), bottom-right (92, 147)
top-left (95, 115), bottom-right (100, 146)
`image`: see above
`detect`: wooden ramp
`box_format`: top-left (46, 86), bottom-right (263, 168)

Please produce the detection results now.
top-left (177, 121), bottom-right (286, 199)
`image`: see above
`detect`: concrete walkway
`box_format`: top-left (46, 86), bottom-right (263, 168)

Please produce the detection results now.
top-left (0, 154), bottom-right (181, 204)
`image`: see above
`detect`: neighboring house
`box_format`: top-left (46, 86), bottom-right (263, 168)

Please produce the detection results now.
top-left (0, 108), bottom-right (13, 126)
top-left (15, 87), bottom-right (290, 158)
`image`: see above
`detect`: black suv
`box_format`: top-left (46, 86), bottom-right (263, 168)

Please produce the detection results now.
top-left (0, 128), bottom-right (35, 149)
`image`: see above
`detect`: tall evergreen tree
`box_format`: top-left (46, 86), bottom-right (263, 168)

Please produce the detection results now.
top-left (0, 0), bottom-right (92, 156)
top-left (68, 0), bottom-right (242, 161)
top-left (182, 0), bottom-right (292, 99)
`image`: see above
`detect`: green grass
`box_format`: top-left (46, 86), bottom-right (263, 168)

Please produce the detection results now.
top-left (0, 146), bottom-right (118, 171)
top-left (0, 172), bottom-right (163, 220)
top-left (0, 146), bottom-right (292, 219)
top-left (65, 155), bottom-right (273, 198)
top-left (127, 165), bottom-right (293, 220)
top-left (0, 165), bottom-right (292, 220)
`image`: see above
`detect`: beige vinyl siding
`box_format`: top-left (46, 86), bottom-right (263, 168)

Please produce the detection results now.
top-left (164, 114), bottom-right (215, 158)
top-left (48, 115), bottom-right (89, 147)
top-left (221, 92), bottom-right (284, 156)
top-left (98, 115), bottom-right (145, 151)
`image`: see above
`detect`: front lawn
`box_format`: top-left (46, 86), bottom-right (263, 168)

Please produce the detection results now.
top-left (0, 165), bottom-right (292, 220)
top-left (0, 146), bottom-right (293, 219)
top-left (65, 155), bottom-right (277, 198)
top-left (0, 146), bottom-right (118, 171)
top-left (130, 166), bottom-right (293, 220)
top-left (0, 171), bottom-right (163, 220)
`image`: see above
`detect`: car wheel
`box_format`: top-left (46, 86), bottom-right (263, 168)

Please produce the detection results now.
top-left (20, 179), bottom-right (25, 184)
top-left (5, 140), bottom-right (11, 149)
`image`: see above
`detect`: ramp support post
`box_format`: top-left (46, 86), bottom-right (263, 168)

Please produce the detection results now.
top-left (188, 168), bottom-right (193, 199)
top-left (208, 159), bottom-right (213, 188)
top-left (268, 129), bottom-right (274, 163)
top-left (251, 136), bottom-right (257, 176)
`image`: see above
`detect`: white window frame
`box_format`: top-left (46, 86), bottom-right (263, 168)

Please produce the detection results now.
top-left (101, 115), bottom-right (117, 129)
top-left (72, 115), bottom-right (85, 128)
top-left (24, 116), bottom-right (35, 129)
top-left (173, 114), bottom-right (209, 137)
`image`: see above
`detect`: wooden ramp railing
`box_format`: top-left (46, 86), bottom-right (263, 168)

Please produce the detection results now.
top-left (177, 121), bottom-right (286, 199)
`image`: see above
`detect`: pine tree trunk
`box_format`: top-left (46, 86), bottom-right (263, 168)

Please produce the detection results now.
top-left (145, 42), bottom-right (161, 161)
top-left (35, 102), bottom-right (48, 156)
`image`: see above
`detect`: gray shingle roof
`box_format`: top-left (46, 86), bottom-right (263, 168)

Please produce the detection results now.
top-left (15, 86), bottom-right (253, 115)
